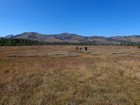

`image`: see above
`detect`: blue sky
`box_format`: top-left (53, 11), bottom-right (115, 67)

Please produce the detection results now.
top-left (0, 0), bottom-right (140, 36)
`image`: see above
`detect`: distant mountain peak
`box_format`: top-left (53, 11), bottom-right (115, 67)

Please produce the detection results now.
top-left (5, 34), bottom-right (14, 38)
top-left (3, 32), bottom-right (140, 44)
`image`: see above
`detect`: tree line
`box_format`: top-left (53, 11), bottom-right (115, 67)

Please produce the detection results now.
top-left (0, 38), bottom-right (140, 48)
top-left (0, 38), bottom-right (44, 46)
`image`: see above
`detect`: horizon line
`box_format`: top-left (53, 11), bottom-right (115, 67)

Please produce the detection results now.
top-left (1, 31), bottom-right (140, 37)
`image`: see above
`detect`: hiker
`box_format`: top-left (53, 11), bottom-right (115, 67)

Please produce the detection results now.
top-left (76, 46), bottom-right (78, 50)
top-left (79, 47), bottom-right (82, 52)
top-left (85, 47), bottom-right (88, 52)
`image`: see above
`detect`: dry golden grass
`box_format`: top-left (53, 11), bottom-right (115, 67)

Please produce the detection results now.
top-left (0, 45), bottom-right (140, 105)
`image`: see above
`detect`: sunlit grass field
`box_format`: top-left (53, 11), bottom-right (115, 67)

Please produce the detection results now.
top-left (0, 45), bottom-right (140, 105)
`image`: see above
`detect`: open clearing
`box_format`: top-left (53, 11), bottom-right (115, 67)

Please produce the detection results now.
top-left (0, 46), bottom-right (140, 105)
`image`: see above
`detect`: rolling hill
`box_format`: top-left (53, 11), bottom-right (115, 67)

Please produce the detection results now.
top-left (4, 32), bottom-right (140, 45)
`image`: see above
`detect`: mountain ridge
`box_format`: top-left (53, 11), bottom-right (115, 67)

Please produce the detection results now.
top-left (3, 32), bottom-right (140, 44)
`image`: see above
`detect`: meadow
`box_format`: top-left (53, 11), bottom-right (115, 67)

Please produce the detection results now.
top-left (0, 45), bottom-right (140, 105)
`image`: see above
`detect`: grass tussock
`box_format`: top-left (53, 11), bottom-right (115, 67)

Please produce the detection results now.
top-left (0, 46), bottom-right (140, 105)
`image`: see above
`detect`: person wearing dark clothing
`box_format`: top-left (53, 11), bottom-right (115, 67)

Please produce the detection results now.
top-left (79, 47), bottom-right (82, 52)
top-left (76, 46), bottom-right (78, 50)
top-left (85, 47), bottom-right (88, 52)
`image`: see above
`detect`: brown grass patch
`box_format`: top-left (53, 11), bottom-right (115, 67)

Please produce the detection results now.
top-left (0, 46), bottom-right (140, 105)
